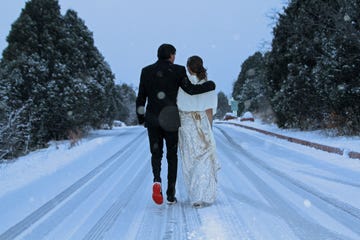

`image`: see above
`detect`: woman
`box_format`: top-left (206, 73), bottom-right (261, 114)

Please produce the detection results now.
top-left (177, 55), bottom-right (220, 208)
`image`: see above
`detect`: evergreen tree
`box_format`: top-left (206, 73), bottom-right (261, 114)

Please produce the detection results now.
top-left (63, 9), bottom-right (117, 129)
top-left (266, 0), bottom-right (360, 134)
top-left (232, 52), bottom-right (271, 117)
top-left (1, 0), bottom-right (67, 155)
top-left (314, 0), bottom-right (360, 134)
top-left (0, 0), bottom-right (118, 158)
top-left (114, 84), bottom-right (137, 125)
top-left (214, 91), bottom-right (231, 120)
top-left (0, 64), bottom-right (7, 124)
top-left (266, 0), bottom-right (320, 129)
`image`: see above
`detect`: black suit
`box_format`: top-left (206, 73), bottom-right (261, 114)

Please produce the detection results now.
top-left (136, 59), bottom-right (215, 198)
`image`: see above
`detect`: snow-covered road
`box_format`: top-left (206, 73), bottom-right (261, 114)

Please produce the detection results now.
top-left (0, 123), bottom-right (359, 240)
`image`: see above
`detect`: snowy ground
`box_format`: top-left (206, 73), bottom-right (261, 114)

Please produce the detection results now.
top-left (0, 121), bottom-right (359, 240)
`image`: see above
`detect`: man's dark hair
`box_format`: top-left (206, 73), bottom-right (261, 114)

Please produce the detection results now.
top-left (157, 44), bottom-right (176, 60)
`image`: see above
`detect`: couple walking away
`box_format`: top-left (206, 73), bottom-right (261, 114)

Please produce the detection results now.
top-left (136, 43), bottom-right (220, 208)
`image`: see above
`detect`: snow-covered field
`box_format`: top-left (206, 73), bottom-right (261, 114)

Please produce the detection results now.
top-left (0, 121), bottom-right (359, 240)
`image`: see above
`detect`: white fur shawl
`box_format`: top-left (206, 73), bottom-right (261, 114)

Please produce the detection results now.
top-left (177, 74), bottom-right (217, 113)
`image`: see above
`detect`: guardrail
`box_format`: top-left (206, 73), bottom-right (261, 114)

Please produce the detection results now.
top-left (218, 121), bottom-right (360, 160)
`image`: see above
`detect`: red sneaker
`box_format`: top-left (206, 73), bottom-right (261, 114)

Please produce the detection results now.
top-left (152, 182), bottom-right (163, 205)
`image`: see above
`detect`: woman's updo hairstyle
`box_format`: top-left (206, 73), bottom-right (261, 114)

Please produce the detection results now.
top-left (187, 55), bottom-right (207, 81)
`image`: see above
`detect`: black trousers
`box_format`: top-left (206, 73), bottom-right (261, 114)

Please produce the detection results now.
top-left (147, 126), bottom-right (178, 197)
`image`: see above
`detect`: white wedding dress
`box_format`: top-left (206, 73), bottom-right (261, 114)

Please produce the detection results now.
top-left (177, 74), bottom-right (220, 206)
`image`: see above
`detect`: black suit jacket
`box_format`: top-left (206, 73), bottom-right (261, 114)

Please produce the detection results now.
top-left (136, 59), bottom-right (215, 131)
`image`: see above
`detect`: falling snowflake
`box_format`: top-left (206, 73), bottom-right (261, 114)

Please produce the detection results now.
top-left (157, 91), bottom-right (166, 100)
top-left (137, 106), bottom-right (145, 114)
top-left (344, 14), bottom-right (351, 22)
top-left (304, 199), bottom-right (312, 208)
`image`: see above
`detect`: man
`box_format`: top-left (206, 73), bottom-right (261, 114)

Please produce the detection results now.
top-left (136, 43), bottom-right (216, 205)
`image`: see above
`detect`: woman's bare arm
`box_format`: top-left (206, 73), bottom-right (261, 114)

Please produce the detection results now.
top-left (206, 109), bottom-right (213, 128)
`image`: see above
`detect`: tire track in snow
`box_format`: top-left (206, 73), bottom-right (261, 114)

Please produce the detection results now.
top-left (134, 201), bottom-right (167, 239)
top-left (215, 134), bottom-right (287, 240)
top-left (21, 130), bottom-right (147, 239)
top-left (212, 186), bottom-right (256, 240)
top-left (134, 162), bottom-right (203, 240)
top-left (191, 131), bottom-right (256, 238)
top-left (174, 167), bottom-right (202, 240)
top-left (217, 126), bottom-right (360, 221)
top-left (216, 126), bottom-right (356, 240)
top-left (82, 162), bottom-right (148, 240)
top-left (162, 203), bottom-right (186, 240)
top-left (297, 171), bottom-right (360, 188)
top-left (0, 131), bottom-right (146, 240)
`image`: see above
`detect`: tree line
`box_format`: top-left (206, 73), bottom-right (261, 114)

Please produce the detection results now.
top-left (0, 0), bottom-right (136, 159)
top-left (232, 0), bottom-right (359, 135)
top-left (2, 0), bottom-right (358, 160)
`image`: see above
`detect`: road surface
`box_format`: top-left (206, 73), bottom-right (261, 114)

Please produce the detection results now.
top-left (0, 124), bottom-right (359, 240)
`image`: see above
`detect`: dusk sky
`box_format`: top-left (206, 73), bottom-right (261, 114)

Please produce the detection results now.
top-left (1, 0), bottom-right (288, 96)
